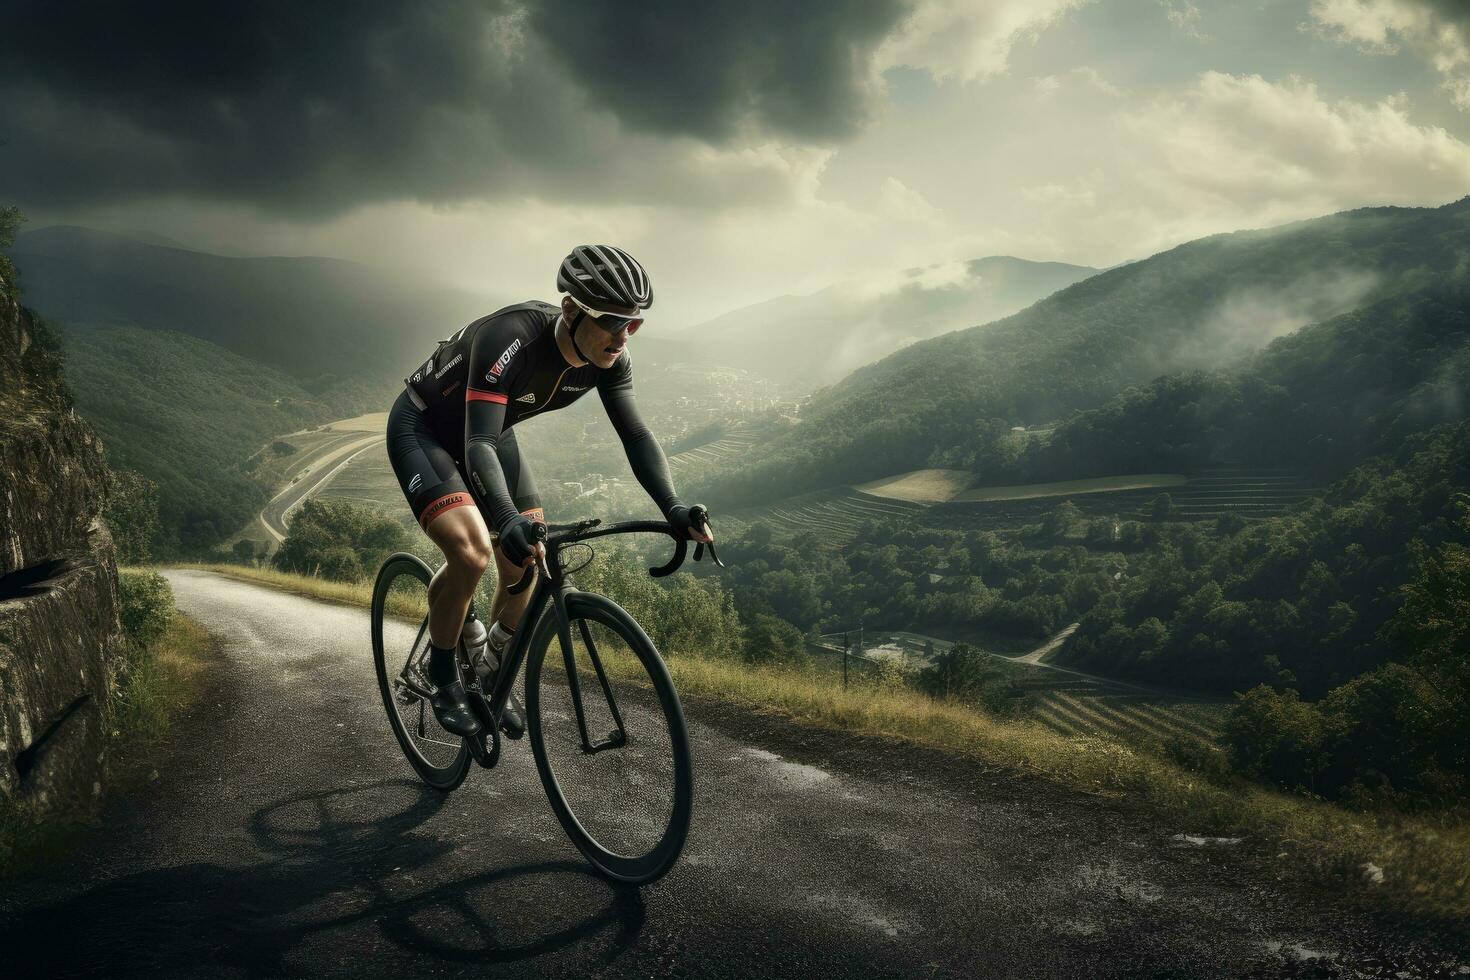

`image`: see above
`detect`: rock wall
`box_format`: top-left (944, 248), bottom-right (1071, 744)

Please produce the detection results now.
top-left (0, 271), bottom-right (122, 814)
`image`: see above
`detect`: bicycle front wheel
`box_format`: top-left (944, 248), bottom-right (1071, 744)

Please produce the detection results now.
top-left (371, 553), bottom-right (470, 791)
top-left (525, 591), bottom-right (693, 884)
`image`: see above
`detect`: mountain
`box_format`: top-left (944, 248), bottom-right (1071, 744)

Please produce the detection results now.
top-left (58, 322), bottom-right (331, 554)
top-left (10, 225), bottom-right (511, 412)
top-left (692, 198), bottom-right (1470, 508)
top-left (676, 256), bottom-right (1098, 390)
top-left (1008, 283), bottom-right (1470, 487)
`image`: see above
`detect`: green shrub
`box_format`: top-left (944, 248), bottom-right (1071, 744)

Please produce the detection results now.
top-left (743, 612), bottom-right (807, 666)
top-left (569, 542), bottom-right (746, 660)
top-left (274, 498), bottom-right (408, 581)
top-left (916, 642), bottom-right (993, 701)
top-left (116, 570), bottom-right (174, 649)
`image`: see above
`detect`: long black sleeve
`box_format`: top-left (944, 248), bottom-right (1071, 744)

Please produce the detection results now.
top-left (598, 361), bottom-right (682, 517)
top-left (463, 327), bottom-right (524, 532)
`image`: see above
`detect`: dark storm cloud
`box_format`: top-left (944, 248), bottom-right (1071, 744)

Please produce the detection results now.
top-left (0, 0), bottom-right (907, 214)
top-left (529, 0), bottom-right (904, 143)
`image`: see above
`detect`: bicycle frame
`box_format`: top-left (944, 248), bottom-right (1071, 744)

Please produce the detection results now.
top-left (476, 519), bottom-right (691, 754)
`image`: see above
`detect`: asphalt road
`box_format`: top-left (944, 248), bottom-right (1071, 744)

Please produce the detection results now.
top-left (2, 570), bottom-right (1464, 979)
top-left (259, 434), bottom-right (383, 543)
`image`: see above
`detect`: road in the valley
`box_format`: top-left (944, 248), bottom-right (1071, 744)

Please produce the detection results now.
top-left (258, 434), bottom-right (382, 543)
top-left (1, 570), bottom-right (1463, 978)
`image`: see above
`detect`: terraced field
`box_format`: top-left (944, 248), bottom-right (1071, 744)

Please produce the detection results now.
top-left (667, 419), bottom-right (760, 469)
top-left (925, 466), bottom-right (1319, 532)
top-left (733, 486), bottom-right (927, 537)
top-left (316, 442), bottom-right (411, 524)
top-left (734, 467), bottom-right (1319, 541)
top-left (1000, 664), bottom-right (1227, 751)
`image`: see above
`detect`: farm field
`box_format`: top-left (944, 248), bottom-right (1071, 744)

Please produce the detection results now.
top-left (667, 419), bottom-right (760, 470)
top-left (729, 486), bottom-right (927, 538)
top-left (953, 473), bottom-right (1187, 502)
top-left (924, 467), bottom-right (1319, 533)
top-left (316, 442), bottom-right (411, 525)
top-left (857, 468), bottom-right (975, 503)
top-left (807, 624), bottom-right (1226, 754)
top-left (989, 655), bottom-right (1227, 753)
top-left (731, 467), bottom-right (1319, 541)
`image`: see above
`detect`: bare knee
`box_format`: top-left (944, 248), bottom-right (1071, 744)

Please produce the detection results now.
top-left (444, 531), bottom-right (492, 577)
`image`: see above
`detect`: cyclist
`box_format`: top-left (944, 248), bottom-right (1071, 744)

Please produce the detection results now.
top-left (387, 245), bottom-right (714, 739)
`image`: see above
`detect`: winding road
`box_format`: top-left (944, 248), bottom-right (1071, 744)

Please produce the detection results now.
top-left (1, 570), bottom-right (1462, 978)
top-left (258, 434), bottom-right (383, 544)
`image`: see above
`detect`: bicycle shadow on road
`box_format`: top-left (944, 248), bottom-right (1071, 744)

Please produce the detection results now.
top-left (2, 778), bottom-right (646, 977)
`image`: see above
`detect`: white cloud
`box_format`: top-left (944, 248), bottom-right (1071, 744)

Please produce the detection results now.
top-left (1126, 71), bottom-right (1470, 208)
top-left (876, 0), bottom-right (1092, 82)
top-left (1159, 0), bottom-right (1206, 39)
top-left (1034, 66), bottom-right (1123, 100)
top-left (1309, 0), bottom-right (1470, 109)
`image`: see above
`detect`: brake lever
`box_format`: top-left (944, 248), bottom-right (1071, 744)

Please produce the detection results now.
top-left (692, 525), bottom-right (725, 568)
top-left (507, 562), bottom-right (536, 595)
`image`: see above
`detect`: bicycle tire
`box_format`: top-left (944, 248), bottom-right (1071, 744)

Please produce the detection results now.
top-left (371, 552), bottom-right (471, 791)
top-left (524, 590), bottom-right (694, 885)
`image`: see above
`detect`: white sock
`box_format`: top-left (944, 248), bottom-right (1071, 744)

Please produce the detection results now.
top-left (488, 620), bottom-right (516, 652)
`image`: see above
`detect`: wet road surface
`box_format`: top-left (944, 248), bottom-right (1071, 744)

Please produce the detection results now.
top-left (2, 569), bottom-right (1465, 978)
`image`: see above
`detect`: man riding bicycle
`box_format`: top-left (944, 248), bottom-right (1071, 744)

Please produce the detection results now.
top-left (387, 245), bottom-right (714, 739)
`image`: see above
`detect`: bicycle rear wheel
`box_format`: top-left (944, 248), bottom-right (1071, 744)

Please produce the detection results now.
top-left (525, 591), bottom-right (693, 884)
top-left (371, 553), bottom-right (470, 791)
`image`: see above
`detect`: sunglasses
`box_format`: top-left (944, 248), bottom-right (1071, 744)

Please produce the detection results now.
top-left (567, 294), bottom-right (644, 335)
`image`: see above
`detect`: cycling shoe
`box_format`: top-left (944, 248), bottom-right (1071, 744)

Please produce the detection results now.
top-left (430, 679), bottom-right (484, 738)
top-left (499, 692), bottom-right (526, 740)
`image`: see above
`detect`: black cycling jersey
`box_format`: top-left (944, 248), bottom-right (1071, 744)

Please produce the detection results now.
top-left (399, 301), bottom-right (681, 533)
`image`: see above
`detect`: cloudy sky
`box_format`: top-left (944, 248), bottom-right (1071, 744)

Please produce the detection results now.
top-left (4, 0), bottom-right (1470, 326)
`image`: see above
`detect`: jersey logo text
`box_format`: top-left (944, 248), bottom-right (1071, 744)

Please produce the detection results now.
top-left (488, 338), bottom-right (522, 379)
top-left (433, 352), bottom-right (463, 379)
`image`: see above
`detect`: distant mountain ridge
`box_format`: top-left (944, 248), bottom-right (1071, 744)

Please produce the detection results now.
top-left (676, 255), bottom-right (1099, 389)
top-left (12, 225), bottom-right (510, 410)
top-left (692, 197), bottom-right (1470, 508)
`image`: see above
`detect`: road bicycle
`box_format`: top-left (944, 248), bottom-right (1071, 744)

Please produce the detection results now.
top-left (369, 507), bottom-right (722, 884)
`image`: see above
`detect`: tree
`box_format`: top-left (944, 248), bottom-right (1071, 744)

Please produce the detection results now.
top-left (916, 642), bottom-right (992, 701)
top-left (274, 498), bottom-right (409, 581)
top-left (744, 613), bottom-right (807, 666)
top-left (1042, 500), bottom-right (1083, 541)
top-left (104, 468), bottom-right (161, 564)
top-left (271, 440), bottom-right (297, 456)
top-left (233, 539), bottom-right (257, 564)
top-left (1149, 493), bottom-right (1179, 523)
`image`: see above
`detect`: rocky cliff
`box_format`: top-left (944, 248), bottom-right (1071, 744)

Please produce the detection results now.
top-left (0, 270), bottom-right (122, 815)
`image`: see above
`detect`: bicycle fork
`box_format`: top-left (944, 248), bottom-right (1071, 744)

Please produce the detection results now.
top-left (547, 555), bottom-right (628, 755)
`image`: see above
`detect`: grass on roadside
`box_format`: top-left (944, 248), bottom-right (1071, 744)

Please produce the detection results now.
top-left (180, 561), bottom-right (1470, 919)
top-left (110, 611), bottom-right (215, 742)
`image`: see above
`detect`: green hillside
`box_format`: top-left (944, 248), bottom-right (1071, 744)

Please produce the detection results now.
top-left (10, 225), bottom-right (506, 413)
top-left (694, 198), bottom-right (1470, 508)
top-left (1006, 283), bottom-right (1470, 484)
top-left (59, 322), bottom-right (330, 554)
top-left (677, 255), bottom-right (1098, 390)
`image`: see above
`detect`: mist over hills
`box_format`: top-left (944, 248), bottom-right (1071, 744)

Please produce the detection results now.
top-left (11, 225), bottom-right (509, 410)
top-left (677, 255), bottom-right (1098, 390)
top-left (693, 198), bottom-right (1470, 509)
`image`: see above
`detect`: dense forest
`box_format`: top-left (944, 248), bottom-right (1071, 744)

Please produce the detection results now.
top-left (1009, 284), bottom-right (1470, 483)
top-left (694, 198), bottom-right (1470, 509)
top-left (58, 322), bottom-right (331, 555)
top-left (701, 418), bottom-right (1470, 802)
